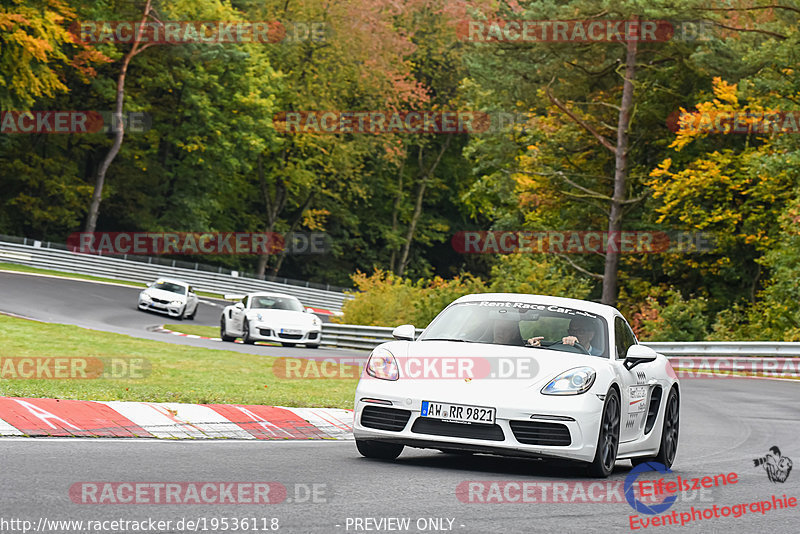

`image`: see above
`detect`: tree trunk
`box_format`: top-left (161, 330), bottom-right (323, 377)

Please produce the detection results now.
top-left (396, 138), bottom-right (450, 276)
top-left (389, 158), bottom-right (405, 273)
top-left (601, 33), bottom-right (638, 306)
top-left (269, 190), bottom-right (316, 276)
top-left (256, 153), bottom-right (286, 278)
top-left (84, 0), bottom-right (154, 233)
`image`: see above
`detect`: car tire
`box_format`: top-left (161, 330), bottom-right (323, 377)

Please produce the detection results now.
top-left (220, 317), bottom-right (236, 342)
top-left (631, 387), bottom-right (679, 469)
top-left (587, 387), bottom-right (620, 478)
top-left (186, 305), bottom-right (197, 320)
top-left (356, 439), bottom-right (404, 460)
top-left (306, 344), bottom-right (319, 349)
top-left (175, 306), bottom-right (185, 321)
top-left (281, 342), bottom-right (296, 347)
top-left (242, 320), bottom-right (255, 344)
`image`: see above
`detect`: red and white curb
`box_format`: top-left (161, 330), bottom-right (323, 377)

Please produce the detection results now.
top-left (153, 325), bottom-right (229, 343)
top-left (0, 397), bottom-right (353, 440)
top-left (153, 325), bottom-right (279, 345)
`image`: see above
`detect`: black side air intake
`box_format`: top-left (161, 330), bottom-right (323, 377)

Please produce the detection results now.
top-left (644, 386), bottom-right (662, 434)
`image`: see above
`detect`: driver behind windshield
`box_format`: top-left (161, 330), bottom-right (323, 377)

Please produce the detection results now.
top-left (526, 316), bottom-right (603, 355)
top-left (562, 316), bottom-right (602, 355)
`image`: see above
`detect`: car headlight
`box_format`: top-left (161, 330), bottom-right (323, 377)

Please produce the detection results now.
top-left (365, 347), bottom-right (399, 381)
top-left (140, 292), bottom-right (151, 301)
top-left (169, 300), bottom-right (183, 307)
top-left (541, 367), bottom-right (596, 395)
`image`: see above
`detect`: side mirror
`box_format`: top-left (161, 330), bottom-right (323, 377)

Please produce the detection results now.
top-left (624, 344), bottom-right (658, 370)
top-left (234, 302), bottom-right (245, 310)
top-left (392, 324), bottom-right (416, 341)
top-left (146, 281), bottom-right (155, 287)
top-left (304, 307), bottom-right (312, 313)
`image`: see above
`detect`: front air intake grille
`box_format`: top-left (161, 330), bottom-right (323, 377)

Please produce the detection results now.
top-left (510, 421), bottom-right (571, 446)
top-left (259, 328), bottom-right (273, 336)
top-left (360, 406), bottom-right (411, 432)
top-left (278, 333), bottom-right (303, 340)
top-left (410, 418), bottom-right (504, 441)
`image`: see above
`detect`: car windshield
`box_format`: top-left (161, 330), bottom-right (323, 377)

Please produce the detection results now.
top-left (250, 296), bottom-right (304, 312)
top-left (152, 281), bottom-right (186, 295)
top-left (419, 300), bottom-right (609, 358)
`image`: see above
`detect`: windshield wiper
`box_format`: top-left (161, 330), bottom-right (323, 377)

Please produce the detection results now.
top-left (421, 337), bottom-right (475, 343)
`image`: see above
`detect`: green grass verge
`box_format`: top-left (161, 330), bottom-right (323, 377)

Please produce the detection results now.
top-left (0, 314), bottom-right (356, 408)
top-left (164, 323), bottom-right (221, 338)
top-left (0, 262), bottom-right (225, 299)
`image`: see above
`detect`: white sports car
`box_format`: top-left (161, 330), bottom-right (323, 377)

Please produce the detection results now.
top-left (137, 278), bottom-right (199, 320)
top-left (353, 293), bottom-right (680, 477)
top-left (219, 292), bottom-right (322, 347)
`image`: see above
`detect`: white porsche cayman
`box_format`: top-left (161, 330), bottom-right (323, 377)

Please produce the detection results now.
top-left (219, 292), bottom-right (322, 347)
top-left (353, 293), bottom-right (680, 477)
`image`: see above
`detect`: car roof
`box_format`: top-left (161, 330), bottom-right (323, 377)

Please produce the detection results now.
top-left (152, 277), bottom-right (190, 286)
top-left (451, 293), bottom-right (618, 319)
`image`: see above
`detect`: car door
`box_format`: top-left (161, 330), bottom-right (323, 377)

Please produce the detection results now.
top-left (613, 315), bottom-right (651, 442)
top-left (230, 296), bottom-right (248, 334)
top-left (187, 286), bottom-right (198, 313)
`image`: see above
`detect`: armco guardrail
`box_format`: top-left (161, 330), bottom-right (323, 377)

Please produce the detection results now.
top-left (320, 324), bottom-right (800, 357)
top-left (321, 324), bottom-right (425, 350)
top-left (0, 238), bottom-right (352, 312)
top-left (645, 342), bottom-right (800, 357)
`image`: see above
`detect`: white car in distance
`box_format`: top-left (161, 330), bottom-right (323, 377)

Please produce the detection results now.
top-left (220, 292), bottom-right (322, 348)
top-left (137, 278), bottom-right (199, 320)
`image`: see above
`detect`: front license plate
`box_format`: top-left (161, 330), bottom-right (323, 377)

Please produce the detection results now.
top-left (421, 401), bottom-right (495, 424)
top-left (281, 329), bottom-right (302, 335)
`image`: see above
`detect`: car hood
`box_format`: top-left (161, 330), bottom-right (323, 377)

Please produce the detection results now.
top-left (245, 309), bottom-right (317, 327)
top-left (389, 340), bottom-right (608, 390)
top-left (142, 288), bottom-right (186, 302)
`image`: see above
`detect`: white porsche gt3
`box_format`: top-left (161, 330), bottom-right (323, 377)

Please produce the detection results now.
top-left (219, 292), bottom-right (322, 347)
top-left (353, 293), bottom-right (680, 477)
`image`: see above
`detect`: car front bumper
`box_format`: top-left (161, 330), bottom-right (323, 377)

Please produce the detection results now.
top-left (352, 384), bottom-right (608, 463)
top-left (247, 323), bottom-right (321, 344)
top-left (138, 300), bottom-right (185, 317)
